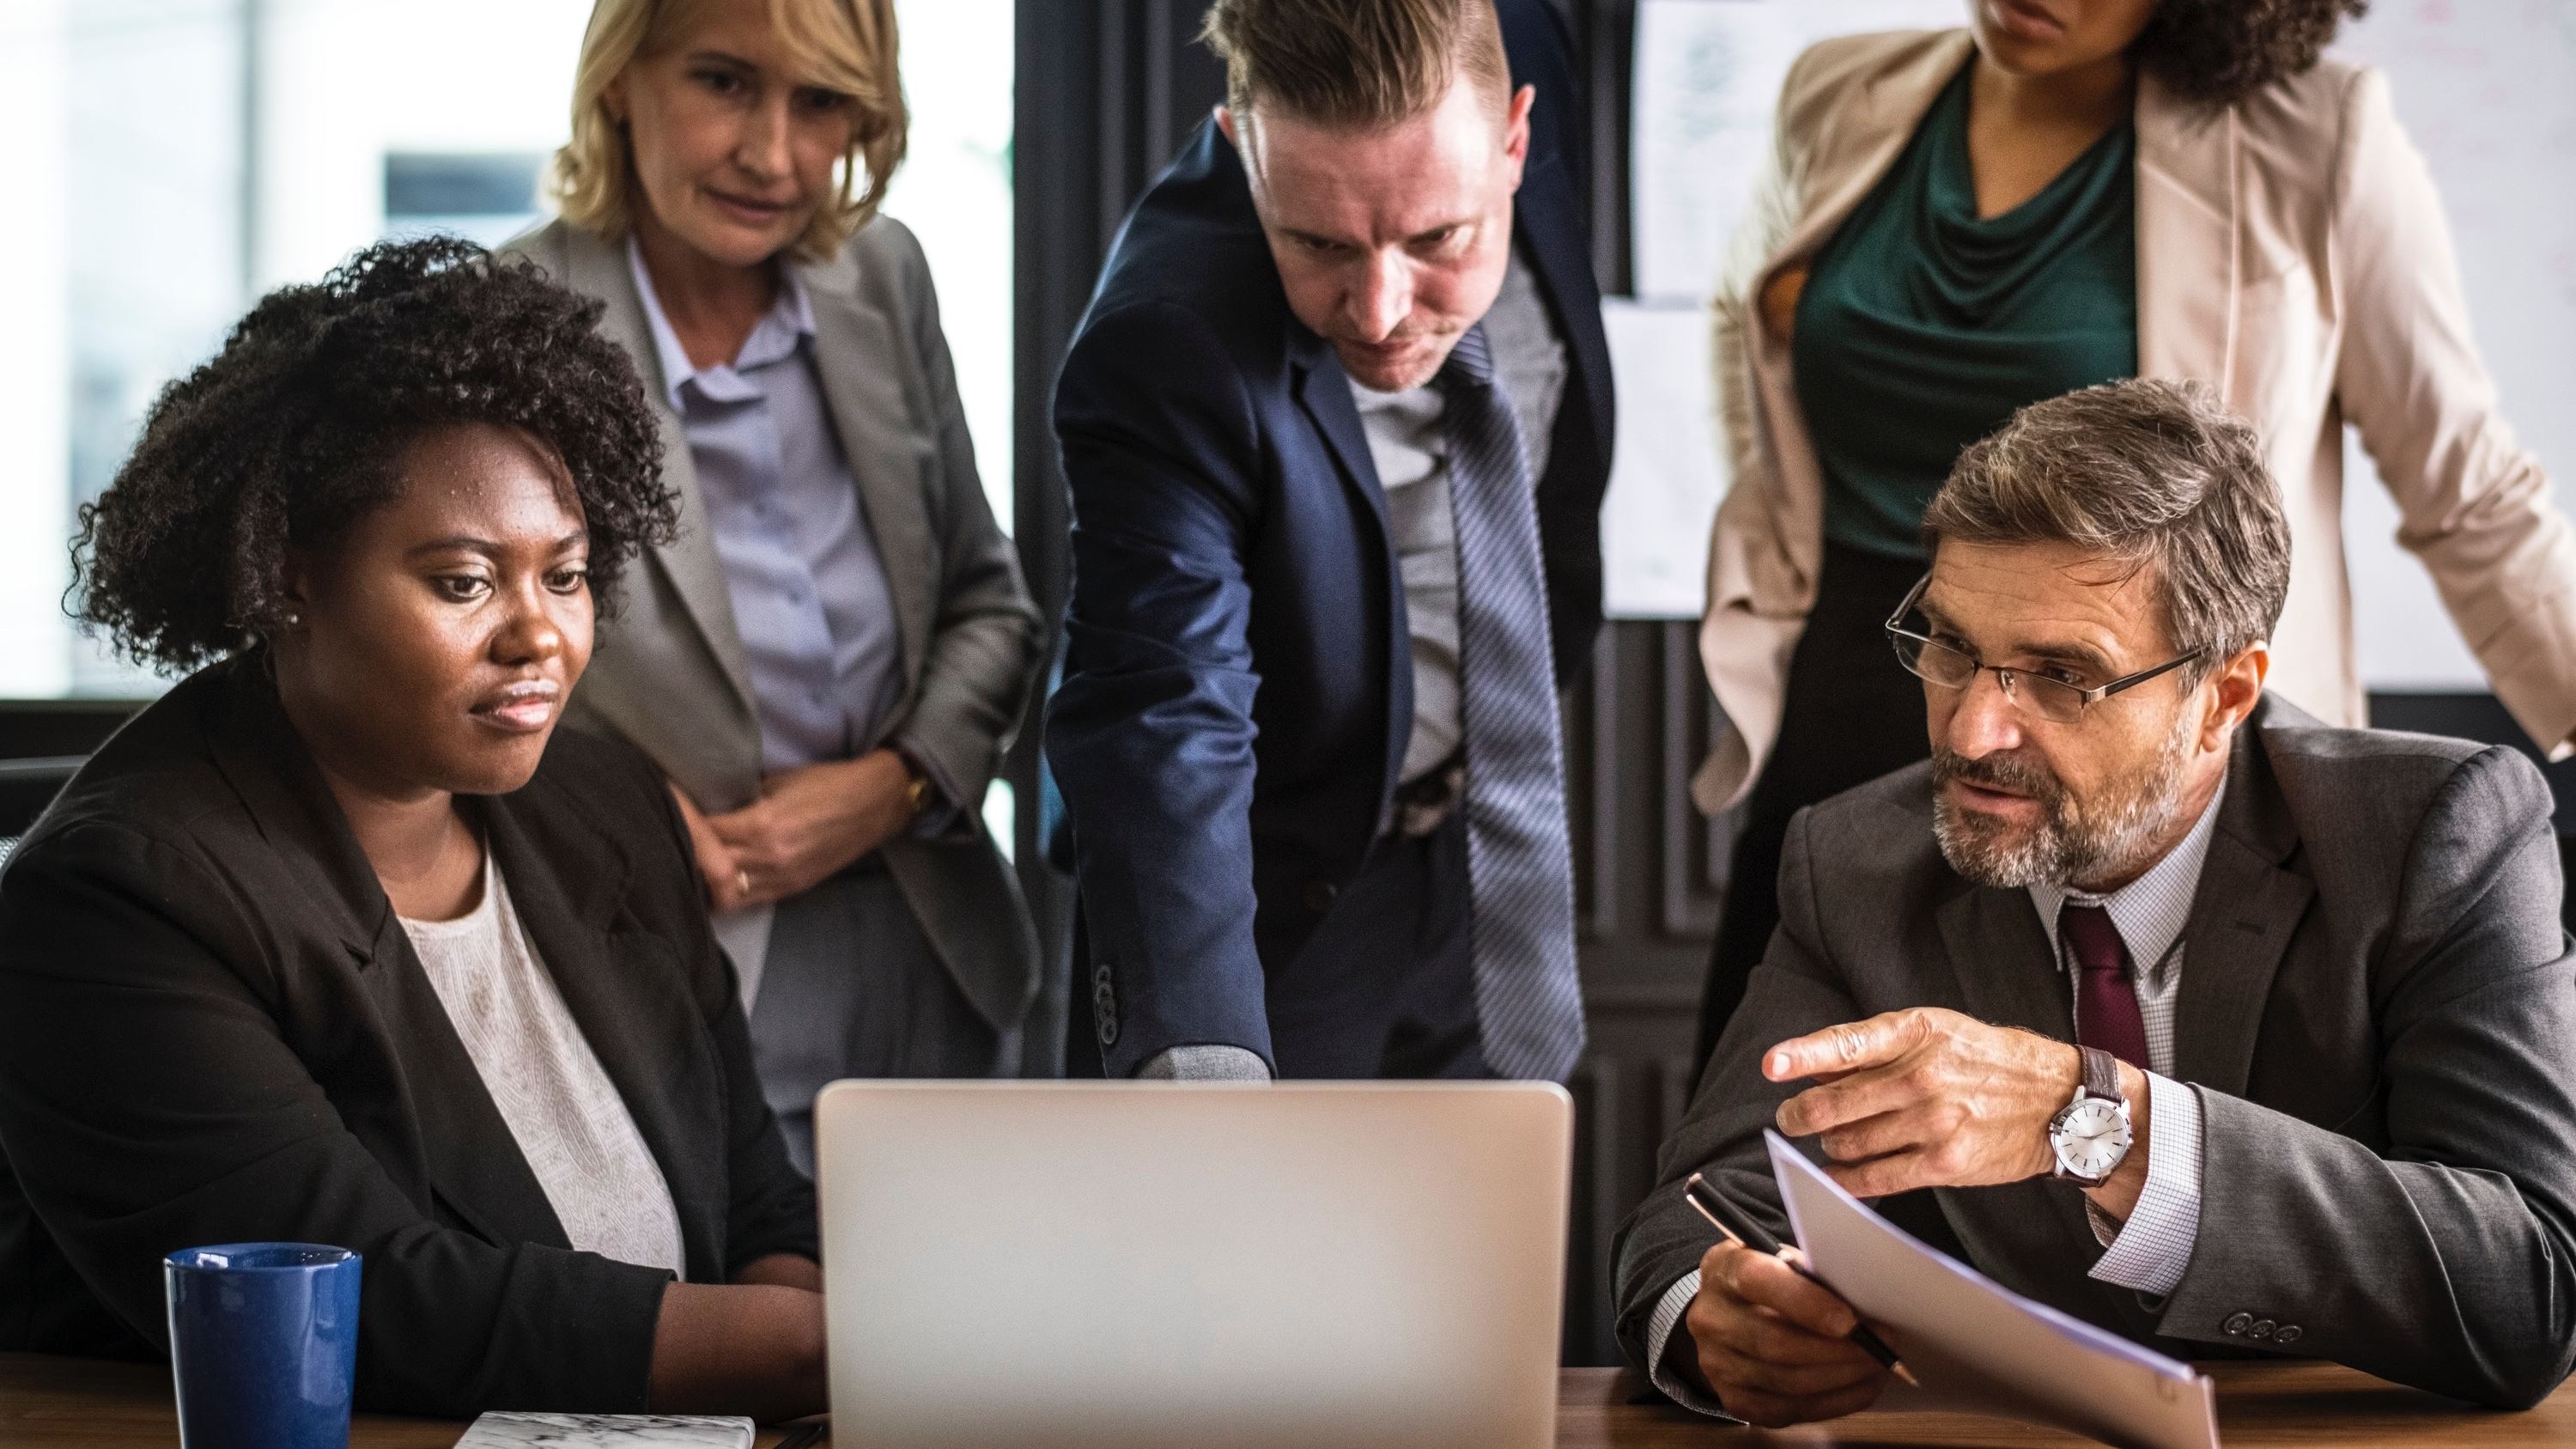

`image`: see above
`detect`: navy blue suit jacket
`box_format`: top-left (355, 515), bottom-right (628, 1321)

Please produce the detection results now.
top-left (1047, 0), bottom-right (1613, 1077)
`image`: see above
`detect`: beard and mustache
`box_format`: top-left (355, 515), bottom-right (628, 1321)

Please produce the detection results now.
top-left (1930, 706), bottom-right (2197, 891)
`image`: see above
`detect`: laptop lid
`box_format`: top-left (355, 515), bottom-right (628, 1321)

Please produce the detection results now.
top-left (814, 1081), bottom-right (1572, 1449)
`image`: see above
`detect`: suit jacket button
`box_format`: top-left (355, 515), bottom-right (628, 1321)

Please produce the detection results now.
top-left (2248, 1319), bottom-right (2277, 1341)
top-left (2222, 1312), bottom-right (2253, 1336)
top-left (1303, 880), bottom-right (1339, 913)
top-left (2273, 1324), bottom-right (2303, 1347)
top-left (1091, 962), bottom-right (1118, 1047)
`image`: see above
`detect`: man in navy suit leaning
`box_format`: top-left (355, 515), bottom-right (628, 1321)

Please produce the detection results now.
top-left (1049, 0), bottom-right (1614, 1081)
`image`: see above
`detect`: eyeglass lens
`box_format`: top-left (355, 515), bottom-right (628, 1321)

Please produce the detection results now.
top-left (1889, 633), bottom-right (2088, 722)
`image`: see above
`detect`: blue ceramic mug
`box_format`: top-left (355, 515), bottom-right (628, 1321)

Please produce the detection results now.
top-left (164, 1243), bottom-right (362, 1449)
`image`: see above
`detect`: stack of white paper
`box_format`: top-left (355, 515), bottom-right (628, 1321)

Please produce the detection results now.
top-left (1765, 1130), bottom-right (2220, 1449)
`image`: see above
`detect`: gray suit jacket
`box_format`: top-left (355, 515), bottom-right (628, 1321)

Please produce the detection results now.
top-left (501, 216), bottom-right (1042, 1032)
top-left (1615, 696), bottom-right (2576, 1409)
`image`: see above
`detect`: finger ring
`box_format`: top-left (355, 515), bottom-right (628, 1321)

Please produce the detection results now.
top-left (735, 868), bottom-right (752, 896)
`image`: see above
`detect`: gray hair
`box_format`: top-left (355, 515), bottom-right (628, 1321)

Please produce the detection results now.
top-left (1922, 379), bottom-right (2290, 675)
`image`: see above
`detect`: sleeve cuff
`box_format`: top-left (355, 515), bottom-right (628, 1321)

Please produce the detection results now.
top-left (1643, 1269), bottom-right (1737, 1419)
top-left (1136, 1044), bottom-right (1272, 1081)
top-left (2087, 1072), bottom-right (2204, 1298)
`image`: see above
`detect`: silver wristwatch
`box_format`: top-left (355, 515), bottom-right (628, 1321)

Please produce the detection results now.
top-left (2047, 1044), bottom-right (2134, 1185)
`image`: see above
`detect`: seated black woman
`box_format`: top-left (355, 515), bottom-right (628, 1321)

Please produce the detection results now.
top-left (0, 237), bottom-right (826, 1421)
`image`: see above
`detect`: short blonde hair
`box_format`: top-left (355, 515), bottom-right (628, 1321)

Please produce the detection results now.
top-left (550, 0), bottom-right (908, 260)
top-left (1200, 0), bottom-right (1510, 130)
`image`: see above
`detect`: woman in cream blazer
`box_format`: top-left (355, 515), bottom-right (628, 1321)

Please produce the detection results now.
top-left (1695, 2), bottom-right (2576, 1054)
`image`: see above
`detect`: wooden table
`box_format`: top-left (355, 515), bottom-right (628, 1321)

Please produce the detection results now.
top-left (6, 1354), bottom-right (2573, 1447)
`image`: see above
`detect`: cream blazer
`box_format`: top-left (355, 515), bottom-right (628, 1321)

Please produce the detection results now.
top-left (1693, 28), bottom-right (2576, 813)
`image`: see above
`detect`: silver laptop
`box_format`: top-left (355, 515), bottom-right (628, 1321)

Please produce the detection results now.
top-left (813, 1081), bottom-right (1572, 1449)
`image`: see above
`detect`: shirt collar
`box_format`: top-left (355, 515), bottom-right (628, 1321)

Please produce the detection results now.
top-left (624, 233), bottom-right (816, 410)
top-left (2029, 770), bottom-right (2227, 976)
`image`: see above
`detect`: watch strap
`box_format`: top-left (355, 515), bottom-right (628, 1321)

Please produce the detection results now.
top-left (2076, 1044), bottom-right (2123, 1104)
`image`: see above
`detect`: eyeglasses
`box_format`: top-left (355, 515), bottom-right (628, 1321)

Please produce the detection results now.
top-left (1882, 574), bottom-right (2202, 725)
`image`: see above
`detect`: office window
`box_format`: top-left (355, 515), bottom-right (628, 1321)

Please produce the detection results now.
top-left (384, 152), bottom-right (551, 244)
top-left (3, 0), bottom-right (1013, 701)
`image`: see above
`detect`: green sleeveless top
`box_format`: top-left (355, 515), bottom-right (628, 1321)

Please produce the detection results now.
top-left (1793, 61), bottom-right (2139, 559)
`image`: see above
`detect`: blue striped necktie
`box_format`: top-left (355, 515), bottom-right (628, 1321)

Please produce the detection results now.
top-left (1434, 324), bottom-right (1585, 1082)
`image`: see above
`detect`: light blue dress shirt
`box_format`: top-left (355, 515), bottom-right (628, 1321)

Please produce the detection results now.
top-left (627, 239), bottom-right (910, 778)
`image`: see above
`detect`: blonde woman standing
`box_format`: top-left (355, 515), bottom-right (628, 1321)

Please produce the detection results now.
top-left (509, 0), bottom-right (1042, 1166)
top-left (1692, 0), bottom-right (2576, 1059)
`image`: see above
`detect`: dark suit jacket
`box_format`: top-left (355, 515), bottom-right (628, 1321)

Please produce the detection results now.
top-left (1613, 696), bottom-right (2576, 1409)
top-left (1046, 0), bottom-right (1614, 1077)
top-left (0, 655), bottom-right (817, 1416)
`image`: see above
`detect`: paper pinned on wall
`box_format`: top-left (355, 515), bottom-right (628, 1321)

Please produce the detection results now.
top-left (1631, 0), bottom-right (1790, 303)
top-left (1614, 1), bottom-right (1964, 620)
top-left (1630, 0), bottom-right (1961, 303)
top-left (1601, 298), bottom-right (1723, 619)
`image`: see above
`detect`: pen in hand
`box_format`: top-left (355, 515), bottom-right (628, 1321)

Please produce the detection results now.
top-left (1684, 1172), bottom-right (1919, 1388)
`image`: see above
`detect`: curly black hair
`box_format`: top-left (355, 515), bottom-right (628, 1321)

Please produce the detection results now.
top-left (2135, 0), bottom-right (2371, 108)
top-left (74, 234), bottom-right (677, 672)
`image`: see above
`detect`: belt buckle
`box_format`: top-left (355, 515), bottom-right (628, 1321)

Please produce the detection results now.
top-left (1392, 758), bottom-right (1467, 838)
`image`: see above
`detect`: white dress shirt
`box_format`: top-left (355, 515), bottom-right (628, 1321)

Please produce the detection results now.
top-left (1645, 777), bottom-right (2226, 1414)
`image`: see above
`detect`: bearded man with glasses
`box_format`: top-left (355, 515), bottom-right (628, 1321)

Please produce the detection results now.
top-left (1614, 377), bottom-right (2576, 1427)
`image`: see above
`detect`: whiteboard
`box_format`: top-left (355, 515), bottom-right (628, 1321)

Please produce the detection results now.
top-left (1611, 0), bottom-right (2576, 693)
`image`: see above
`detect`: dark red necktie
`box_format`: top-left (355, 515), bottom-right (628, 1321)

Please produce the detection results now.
top-left (2057, 903), bottom-right (2150, 1071)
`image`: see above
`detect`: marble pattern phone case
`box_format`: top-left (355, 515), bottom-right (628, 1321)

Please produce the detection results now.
top-left (453, 1412), bottom-right (756, 1447)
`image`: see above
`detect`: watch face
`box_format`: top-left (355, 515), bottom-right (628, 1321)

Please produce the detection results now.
top-left (2051, 1099), bottom-right (2132, 1180)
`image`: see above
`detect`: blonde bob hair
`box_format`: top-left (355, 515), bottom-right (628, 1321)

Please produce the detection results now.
top-left (550, 0), bottom-right (907, 261)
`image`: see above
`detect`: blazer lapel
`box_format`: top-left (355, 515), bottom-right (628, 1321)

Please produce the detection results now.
top-left (204, 659), bottom-right (395, 961)
top-left (1735, 32), bottom-right (1967, 588)
top-left (2133, 71), bottom-right (2242, 398)
top-left (2172, 715), bottom-right (2313, 1097)
top-left (1290, 331), bottom-right (1413, 808)
top-left (1510, 151), bottom-right (1611, 475)
top-left (477, 798), bottom-right (728, 1280)
top-left (1932, 884), bottom-right (2069, 1041)
top-left (1760, 31), bottom-right (1973, 296)
top-left (1290, 332), bottom-right (1391, 542)
top-left (799, 247), bottom-right (935, 704)
top-left (563, 225), bottom-right (759, 719)
top-left (362, 910), bottom-right (574, 1254)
